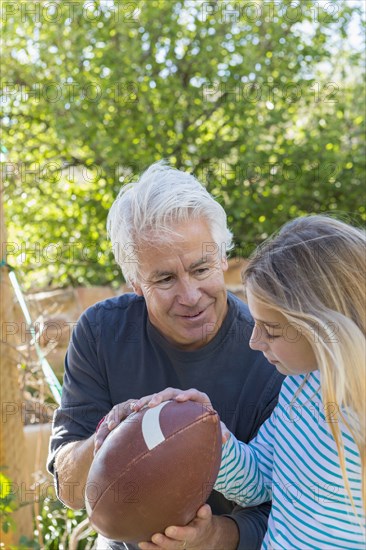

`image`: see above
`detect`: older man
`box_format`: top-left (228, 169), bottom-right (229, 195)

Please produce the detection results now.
top-left (47, 161), bottom-right (283, 550)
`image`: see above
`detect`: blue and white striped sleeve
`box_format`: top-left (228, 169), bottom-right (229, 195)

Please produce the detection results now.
top-left (214, 410), bottom-right (276, 507)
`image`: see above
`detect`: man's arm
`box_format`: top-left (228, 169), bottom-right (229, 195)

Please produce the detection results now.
top-left (54, 435), bottom-right (95, 509)
top-left (47, 306), bottom-right (111, 508)
top-left (53, 397), bottom-right (142, 509)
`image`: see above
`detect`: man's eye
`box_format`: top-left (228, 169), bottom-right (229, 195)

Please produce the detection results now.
top-left (195, 268), bottom-right (209, 275)
top-left (158, 276), bottom-right (173, 284)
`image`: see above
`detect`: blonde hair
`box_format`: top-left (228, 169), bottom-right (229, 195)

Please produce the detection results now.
top-left (243, 215), bottom-right (366, 514)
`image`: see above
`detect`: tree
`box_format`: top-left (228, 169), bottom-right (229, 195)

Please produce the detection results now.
top-left (2, 0), bottom-right (365, 287)
top-left (0, 190), bottom-right (33, 544)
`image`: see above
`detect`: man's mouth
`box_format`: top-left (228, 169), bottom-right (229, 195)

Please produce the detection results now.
top-left (178, 308), bottom-right (206, 320)
top-left (181, 311), bottom-right (203, 318)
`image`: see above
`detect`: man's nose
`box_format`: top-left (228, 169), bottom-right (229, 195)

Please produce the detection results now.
top-left (249, 324), bottom-right (268, 351)
top-left (177, 278), bottom-right (201, 306)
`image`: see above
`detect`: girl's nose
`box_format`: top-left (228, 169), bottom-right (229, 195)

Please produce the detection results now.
top-left (249, 324), bottom-right (269, 351)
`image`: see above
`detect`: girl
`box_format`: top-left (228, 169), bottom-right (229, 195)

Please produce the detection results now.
top-left (132, 215), bottom-right (365, 549)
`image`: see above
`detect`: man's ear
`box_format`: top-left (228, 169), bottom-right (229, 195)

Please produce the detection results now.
top-left (131, 282), bottom-right (143, 296)
top-left (221, 256), bottom-right (228, 272)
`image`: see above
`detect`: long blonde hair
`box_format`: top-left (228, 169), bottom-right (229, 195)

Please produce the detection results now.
top-left (243, 215), bottom-right (366, 514)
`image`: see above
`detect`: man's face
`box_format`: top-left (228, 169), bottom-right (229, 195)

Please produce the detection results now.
top-left (132, 219), bottom-right (229, 350)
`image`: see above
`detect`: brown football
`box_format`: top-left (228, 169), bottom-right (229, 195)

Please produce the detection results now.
top-left (85, 400), bottom-right (222, 543)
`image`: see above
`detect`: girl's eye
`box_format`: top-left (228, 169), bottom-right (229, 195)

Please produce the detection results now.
top-left (254, 322), bottom-right (281, 340)
top-left (264, 329), bottom-right (281, 339)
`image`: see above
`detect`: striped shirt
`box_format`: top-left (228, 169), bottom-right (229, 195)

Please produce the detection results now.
top-left (214, 371), bottom-right (365, 549)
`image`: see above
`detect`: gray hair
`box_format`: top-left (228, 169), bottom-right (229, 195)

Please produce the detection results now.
top-left (107, 160), bottom-right (233, 284)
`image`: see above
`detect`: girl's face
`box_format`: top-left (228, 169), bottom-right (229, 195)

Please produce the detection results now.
top-left (246, 287), bottom-right (318, 376)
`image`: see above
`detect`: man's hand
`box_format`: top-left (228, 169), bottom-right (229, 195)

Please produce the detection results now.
top-left (94, 388), bottom-right (231, 453)
top-left (94, 398), bottom-right (138, 453)
top-left (138, 504), bottom-right (239, 550)
top-left (134, 388), bottom-right (231, 443)
top-left (133, 387), bottom-right (213, 412)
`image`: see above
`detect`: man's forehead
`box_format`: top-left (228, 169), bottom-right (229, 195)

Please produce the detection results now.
top-left (138, 217), bottom-right (214, 243)
top-left (137, 235), bottom-right (218, 258)
top-left (135, 218), bottom-right (221, 271)
top-left (138, 245), bottom-right (218, 265)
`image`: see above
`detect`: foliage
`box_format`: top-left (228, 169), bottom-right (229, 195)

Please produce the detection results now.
top-left (1, 0), bottom-right (365, 288)
top-left (20, 497), bottom-right (97, 550)
top-left (0, 471), bottom-right (96, 549)
top-left (0, 472), bottom-right (18, 535)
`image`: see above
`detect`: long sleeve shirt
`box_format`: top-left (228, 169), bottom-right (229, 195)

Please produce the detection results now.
top-left (215, 371), bottom-right (365, 549)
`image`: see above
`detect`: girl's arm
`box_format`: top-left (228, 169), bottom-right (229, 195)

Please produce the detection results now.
top-left (215, 411), bottom-right (276, 507)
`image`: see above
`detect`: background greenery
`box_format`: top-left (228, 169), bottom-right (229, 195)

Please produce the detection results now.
top-left (1, 2), bottom-right (365, 547)
top-left (2, 0), bottom-right (365, 289)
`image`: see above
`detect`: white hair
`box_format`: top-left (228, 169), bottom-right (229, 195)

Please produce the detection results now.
top-left (107, 160), bottom-right (233, 284)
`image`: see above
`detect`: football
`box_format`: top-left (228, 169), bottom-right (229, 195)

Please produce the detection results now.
top-left (85, 399), bottom-right (222, 543)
